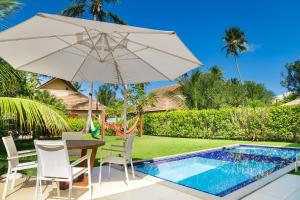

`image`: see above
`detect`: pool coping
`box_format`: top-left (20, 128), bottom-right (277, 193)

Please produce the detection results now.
top-left (132, 144), bottom-right (298, 200)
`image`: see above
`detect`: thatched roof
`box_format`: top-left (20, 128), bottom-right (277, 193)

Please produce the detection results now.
top-left (145, 84), bottom-right (185, 112)
top-left (45, 89), bottom-right (105, 111)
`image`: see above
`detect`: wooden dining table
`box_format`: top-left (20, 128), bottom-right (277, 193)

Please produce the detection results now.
top-left (60, 140), bottom-right (105, 190)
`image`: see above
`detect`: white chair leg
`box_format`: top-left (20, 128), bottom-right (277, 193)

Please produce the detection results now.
top-left (98, 162), bottom-right (102, 186)
top-left (10, 171), bottom-right (17, 190)
top-left (34, 178), bottom-right (39, 200)
top-left (39, 179), bottom-right (43, 200)
top-left (108, 163), bottom-right (111, 177)
top-left (2, 168), bottom-right (11, 200)
top-left (124, 163), bottom-right (129, 184)
top-left (296, 162), bottom-right (298, 172)
top-left (56, 182), bottom-right (60, 197)
top-left (68, 181), bottom-right (72, 200)
top-left (130, 159), bottom-right (135, 179)
top-left (88, 166), bottom-right (92, 200)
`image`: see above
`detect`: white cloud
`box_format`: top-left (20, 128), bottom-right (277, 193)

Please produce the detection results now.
top-left (245, 43), bottom-right (262, 52)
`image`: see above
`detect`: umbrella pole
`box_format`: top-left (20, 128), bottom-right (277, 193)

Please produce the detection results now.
top-left (123, 84), bottom-right (127, 136)
top-left (85, 81), bottom-right (93, 133)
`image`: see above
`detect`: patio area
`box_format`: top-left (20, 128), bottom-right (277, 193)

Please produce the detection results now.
top-left (1, 166), bottom-right (300, 200)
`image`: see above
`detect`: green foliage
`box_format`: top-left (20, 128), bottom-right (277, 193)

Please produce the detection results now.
top-left (33, 90), bottom-right (67, 113)
top-left (67, 118), bottom-right (117, 135)
top-left (60, 0), bottom-right (126, 24)
top-left (0, 59), bottom-right (40, 97)
top-left (281, 60), bottom-right (300, 95)
top-left (72, 81), bottom-right (82, 92)
top-left (0, 0), bottom-right (22, 28)
top-left (143, 106), bottom-right (300, 142)
top-left (96, 84), bottom-right (117, 106)
top-left (0, 97), bottom-right (70, 136)
top-left (128, 83), bottom-right (157, 114)
top-left (179, 67), bottom-right (273, 109)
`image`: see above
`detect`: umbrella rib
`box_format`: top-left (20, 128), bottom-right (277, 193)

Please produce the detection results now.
top-left (105, 47), bottom-right (148, 62)
top-left (102, 33), bottom-right (130, 62)
top-left (55, 34), bottom-right (100, 61)
top-left (112, 33), bottom-right (202, 66)
top-left (104, 34), bottom-right (124, 85)
top-left (70, 33), bottom-right (103, 82)
top-left (0, 32), bottom-right (87, 43)
top-left (106, 34), bottom-right (172, 81)
top-left (16, 35), bottom-right (96, 70)
top-left (84, 27), bottom-right (103, 62)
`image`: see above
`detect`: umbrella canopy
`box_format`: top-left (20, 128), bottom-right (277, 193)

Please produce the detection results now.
top-left (0, 13), bottom-right (202, 136)
top-left (0, 13), bottom-right (202, 84)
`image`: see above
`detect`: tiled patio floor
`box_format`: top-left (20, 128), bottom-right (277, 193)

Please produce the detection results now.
top-left (1, 167), bottom-right (300, 200)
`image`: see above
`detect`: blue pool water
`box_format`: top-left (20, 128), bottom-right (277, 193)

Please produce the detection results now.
top-left (135, 145), bottom-right (300, 197)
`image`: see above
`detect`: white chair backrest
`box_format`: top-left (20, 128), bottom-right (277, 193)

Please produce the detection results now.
top-left (62, 132), bottom-right (83, 156)
top-left (2, 136), bottom-right (19, 168)
top-left (124, 134), bottom-right (135, 160)
top-left (62, 132), bottom-right (83, 140)
top-left (34, 140), bottom-right (70, 179)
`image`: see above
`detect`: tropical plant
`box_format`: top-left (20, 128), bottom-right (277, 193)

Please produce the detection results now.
top-left (179, 67), bottom-right (274, 109)
top-left (0, 59), bottom-right (40, 97)
top-left (128, 83), bottom-right (157, 136)
top-left (222, 27), bottom-right (248, 82)
top-left (33, 90), bottom-right (67, 113)
top-left (281, 60), bottom-right (300, 96)
top-left (0, 97), bottom-right (69, 137)
top-left (0, 0), bottom-right (22, 29)
top-left (72, 81), bottom-right (83, 92)
top-left (96, 84), bottom-right (117, 106)
top-left (60, 0), bottom-right (126, 24)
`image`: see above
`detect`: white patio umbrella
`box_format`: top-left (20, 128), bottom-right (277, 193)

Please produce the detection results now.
top-left (0, 13), bottom-right (202, 134)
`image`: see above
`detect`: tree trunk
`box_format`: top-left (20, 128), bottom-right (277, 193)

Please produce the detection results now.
top-left (234, 56), bottom-right (243, 83)
top-left (138, 112), bottom-right (143, 137)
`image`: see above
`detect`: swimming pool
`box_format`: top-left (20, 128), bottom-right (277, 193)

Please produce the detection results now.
top-left (135, 145), bottom-right (300, 198)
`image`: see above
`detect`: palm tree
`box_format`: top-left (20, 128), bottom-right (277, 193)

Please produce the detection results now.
top-left (61, 0), bottom-right (125, 133)
top-left (128, 83), bottom-right (157, 137)
top-left (0, 97), bottom-right (69, 137)
top-left (96, 84), bottom-right (117, 106)
top-left (222, 27), bottom-right (248, 82)
top-left (0, 0), bottom-right (22, 29)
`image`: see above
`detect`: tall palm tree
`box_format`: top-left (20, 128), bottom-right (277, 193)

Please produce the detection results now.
top-left (0, 0), bottom-right (21, 29)
top-left (222, 27), bottom-right (248, 82)
top-left (61, 0), bottom-right (125, 132)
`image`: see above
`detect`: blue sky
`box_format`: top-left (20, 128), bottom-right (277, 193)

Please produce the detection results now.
top-left (3, 0), bottom-right (300, 96)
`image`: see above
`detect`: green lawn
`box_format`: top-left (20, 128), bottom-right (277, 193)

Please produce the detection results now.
top-left (1, 135), bottom-right (300, 176)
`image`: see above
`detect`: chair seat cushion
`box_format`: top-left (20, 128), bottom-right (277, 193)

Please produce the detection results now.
top-left (101, 157), bottom-right (126, 165)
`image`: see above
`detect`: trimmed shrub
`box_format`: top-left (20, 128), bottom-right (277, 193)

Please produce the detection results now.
top-left (143, 106), bottom-right (300, 142)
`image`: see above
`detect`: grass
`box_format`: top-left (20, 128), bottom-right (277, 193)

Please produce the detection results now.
top-left (1, 135), bottom-right (300, 176)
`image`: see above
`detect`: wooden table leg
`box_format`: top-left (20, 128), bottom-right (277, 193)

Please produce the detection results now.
top-left (72, 147), bottom-right (98, 187)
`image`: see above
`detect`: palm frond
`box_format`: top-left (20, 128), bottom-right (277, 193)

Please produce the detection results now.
top-left (60, 4), bottom-right (85, 17)
top-left (0, 97), bottom-right (70, 135)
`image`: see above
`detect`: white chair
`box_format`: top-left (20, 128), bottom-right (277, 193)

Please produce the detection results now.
top-left (34, 140), bottom-right (92, 200)
top-left (295, 153), bottom-right (300, 172)
top-left (2, 136), bottom-right (37, 200)
top-left (98, 134), bottom-right (135, 185)
top-left (62, 132), bottom-right (83, 157)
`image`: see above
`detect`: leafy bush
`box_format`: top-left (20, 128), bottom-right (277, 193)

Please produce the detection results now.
top-left (67, 118), bottom-right (116, 135)
top-left (143, 106), bottom-right (300, 142)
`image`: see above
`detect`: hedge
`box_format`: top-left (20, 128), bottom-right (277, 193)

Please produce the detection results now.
top-left (66, 118), bottom-right (114, 135)
top-left (143, 106), bottom-right (300, 142)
